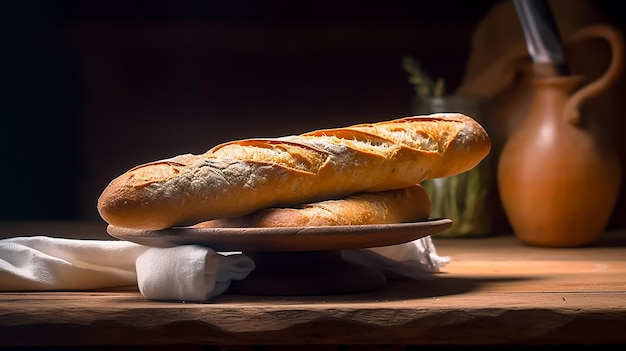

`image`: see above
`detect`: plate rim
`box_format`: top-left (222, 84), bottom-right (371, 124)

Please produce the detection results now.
top-left (107, 218), bottom-right (453, 251)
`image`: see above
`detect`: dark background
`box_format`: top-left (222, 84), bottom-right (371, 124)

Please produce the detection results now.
top-left (1, 0), bottom-right (624, 224)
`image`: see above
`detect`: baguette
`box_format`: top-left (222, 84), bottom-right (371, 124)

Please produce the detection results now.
top-left (98, 113), bottom-right (490, 230)
top-left (193, 184), bottom-right (431, 228)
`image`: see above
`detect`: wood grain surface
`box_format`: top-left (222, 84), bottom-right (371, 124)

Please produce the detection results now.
top-left (1, 222), bottom-right (625, 346)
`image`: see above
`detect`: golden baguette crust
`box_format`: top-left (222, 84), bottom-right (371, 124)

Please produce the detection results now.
top-left (97, 113), bottom-right (490, 230)
top-left (193, 185), bottom-right (431, 228)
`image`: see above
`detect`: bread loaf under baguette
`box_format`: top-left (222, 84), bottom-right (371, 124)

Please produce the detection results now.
top-left (193, 184), bottom-right (431, 228)
top-left (97, 113), bottom-right (491, 230)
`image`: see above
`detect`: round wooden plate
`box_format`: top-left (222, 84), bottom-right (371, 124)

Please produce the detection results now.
top-left (107, 218), bottom-right (452, 252)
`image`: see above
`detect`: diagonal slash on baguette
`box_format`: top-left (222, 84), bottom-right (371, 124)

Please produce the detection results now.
top-left (98, 113), bottom-right (491, 230)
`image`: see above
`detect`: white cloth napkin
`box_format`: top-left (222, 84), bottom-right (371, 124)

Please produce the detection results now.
top-left (343, 236), bottom-right (450, 279)
top-left (136, 246), bottom-right (254, 301)
top-left (0, 236), bottom-right (255, 301)
top-left (0, 235), bottom-right (449, 302)
top-left (0, 236), bottom-right (146, 291)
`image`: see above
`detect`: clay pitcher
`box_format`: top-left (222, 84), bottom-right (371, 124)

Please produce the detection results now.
top-left (497, 24), bottom-right (624, 247)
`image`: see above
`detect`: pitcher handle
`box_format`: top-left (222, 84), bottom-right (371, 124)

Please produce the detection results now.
top-left (565, 24), bottom-right (624, 125)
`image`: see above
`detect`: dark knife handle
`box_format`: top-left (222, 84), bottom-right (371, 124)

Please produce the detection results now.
top-left (514, 0), bottom-right (570, 76)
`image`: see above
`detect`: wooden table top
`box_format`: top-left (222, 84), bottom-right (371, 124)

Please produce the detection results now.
top-left (1, 221), bottom-right (626, 346)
